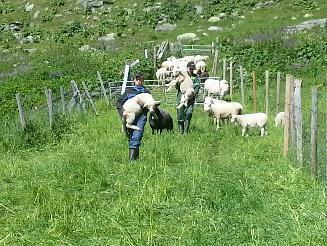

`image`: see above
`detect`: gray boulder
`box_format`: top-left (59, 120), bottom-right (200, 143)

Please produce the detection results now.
top-left (208, 26), bottom-right (224, 32)
top-left (283, 18), bottom-right (327, 33)
top-left (155, 23), bottom-right (176, 32)
top-left (177, 33), bottom-right (199, 42)
top-left (98, 33), bottom-right (117, 41)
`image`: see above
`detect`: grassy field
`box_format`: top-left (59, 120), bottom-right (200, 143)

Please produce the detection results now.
top-left (0, 102), bottom-right (326, 245)
top-left (1, 0), bottom-right (326, 244)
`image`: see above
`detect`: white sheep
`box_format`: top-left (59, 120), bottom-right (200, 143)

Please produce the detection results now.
top-left (122, 93), bottom-right (160, 131)
top-left (275, 112), bottom-right (285, 127)
top-left (204, 79), bottom-right (229, 99)
top-left (165, 71), bottom-right (195, 109)
top-left (195, 60), bottom-right (206, 73)
top-left (194, 55), bottom-right (209, 63)
top-left (156, 67), bottom-right (169, 80)
top-left (203, 97), bottom-right (242, 130)
top-left (231, 113), bottom-right (268, 137)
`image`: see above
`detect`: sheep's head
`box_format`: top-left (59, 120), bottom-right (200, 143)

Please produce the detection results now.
top-left (203, 97), bottom-right (214, 112)
top-left (144, 100), bottom-right (160, 113)
top-left (231, 114), bottom-right (239, 123)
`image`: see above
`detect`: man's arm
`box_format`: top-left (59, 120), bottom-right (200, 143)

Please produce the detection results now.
top-left (116, 91), bottom-right (128, 117)
top-left (193, 76), bottom-right (201, 95)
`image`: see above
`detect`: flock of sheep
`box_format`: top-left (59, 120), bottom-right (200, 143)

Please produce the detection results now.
top-left (122, 55), bottom-right (285, 136)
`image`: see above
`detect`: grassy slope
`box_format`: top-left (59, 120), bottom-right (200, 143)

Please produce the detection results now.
top-left (0, 104), bottom-right (326, 245)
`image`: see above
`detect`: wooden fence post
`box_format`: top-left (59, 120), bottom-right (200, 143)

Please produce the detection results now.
top-left (45, 88), bottom-right (53, 129)
top-left (153, 45), bottom-right (157, 70)
top-left (229, 61), bottom-right (233, 100)
top-left (290, 78), bottom-right (296, 149)
top-left (293, 79), bottom-right (303, 165)
top-left (283, 74), bottom-right (293, 156)
top-left (240, 65), bottom-right (245, 110)
top-left (212, 49), bottom-right (218, 77)
top-left (223, 58), bottom-right (226, 80)
top-left (265, 70), bottom-right (269, 116)
top-left (252, 71), bottom-right (257, 113)
top-left (276, 71), bottom-right (281, 113)
top-left (60, 87), bottom-right (66, 116)
top-left (97, 71), bottom-right (110, 106)
top-left (144, 48), bottom-right (148, 59)
top-left (82, 81), bottom-right (98, 116)
top-left (310, 86), bottom-right (318, 177)
top-left (71, 80), bottom-right (86, 112)
top-left (15, 93), bottom-right (26, 129)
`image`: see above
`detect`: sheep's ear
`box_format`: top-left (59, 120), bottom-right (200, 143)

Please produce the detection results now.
top-left (154, 101), bottom-right (161, 106)
top-left (143, 103), bottom-right (148, 108)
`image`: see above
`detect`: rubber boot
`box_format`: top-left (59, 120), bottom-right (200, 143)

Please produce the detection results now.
top-left (129, 148), bottom-right (139, 162)
top-left (184, 119), bottom-right (191, 134)
top-left (178, 121), bottom-right (184, 134)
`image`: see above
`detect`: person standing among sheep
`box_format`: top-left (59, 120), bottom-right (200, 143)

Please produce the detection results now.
top-left (176, 62), bottom-right (201, 134)
top-left (116, 73), bottom-right (150, 162)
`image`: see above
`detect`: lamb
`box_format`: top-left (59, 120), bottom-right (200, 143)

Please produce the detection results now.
top-left (156, 67), bottom-right (169, 80)
top-left (203, 97), bottom-right (242, 130)
top-left (231, 113), bottom-right (268, 137)
top-left (165, 71), bottom-right (195, 109)
top-left (275, 112), bottom-right (285, 127)
top-left (204, 79), bottom-right (229, 99)
top-left (149, 108), bottom-right (173, 134)
top-left (194, 55), bottom-right (209, 63)
top-left (195, 60), bottom-right (206, 73)
top-left (122, 93), bottom-right (160, 131)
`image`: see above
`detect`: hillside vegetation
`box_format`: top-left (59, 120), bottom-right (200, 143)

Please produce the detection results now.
top-left (0, 0), bottom-right (326, 245)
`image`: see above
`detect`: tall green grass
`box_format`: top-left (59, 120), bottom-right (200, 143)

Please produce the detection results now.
top-left (0, 102), bottom-right (326, 245)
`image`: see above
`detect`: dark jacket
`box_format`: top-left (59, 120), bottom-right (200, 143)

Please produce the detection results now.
top-left (116, 86), bottom-right (151, 117)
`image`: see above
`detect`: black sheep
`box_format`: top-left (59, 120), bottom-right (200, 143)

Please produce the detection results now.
top-left (149, 108), bottom-right (173, 134)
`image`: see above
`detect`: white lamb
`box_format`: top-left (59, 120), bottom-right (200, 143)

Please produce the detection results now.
top-left (194, 55), bottom-right (209, 63)
top-left (231, 113), bottom-right (268, 137)
top-left (195, 60), bottom-right (206, 73)
top-left (122, 93), bottom-right (160, 131)
top-left (204, 97), bottom-right (242, 130)
top-left (275, 112), bottom-right (285, 127)
top-left (204, 79), bottom-right (229, 99)
top-left (156, 67), bottom-right (169, 80)
top-left (165, 71), bottom-right (195, 109)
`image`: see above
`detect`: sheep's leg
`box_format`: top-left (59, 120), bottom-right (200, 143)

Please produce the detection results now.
top-left (260, 127), bottom-right (265, 137)
top-left (177, 94), bottom-right (186, 109)
top-left (126, 123), bottom-right (141, 131)
top-left (242, 127), bottom-right (246, 136)
top-left (165, 80), bottom-right (177, 92)
top-left (216, 117), bottom-right (220, 130)
top-left (125, 114), bottom-right (141, 131)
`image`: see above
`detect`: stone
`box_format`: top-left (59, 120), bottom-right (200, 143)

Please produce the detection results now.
top-left (208, 26), bottom-right (224, 32)
top-left (304, 13), bottom-right (313, 18)
top-left (33, 11), bottom-right (40, 19)
top-left (176, 33), bottom-right (199, 42)
top-left (218, 13), bottom-right (227, 19)
top-left (25, 2), bottom-right (34, 12)
top-left (283, 18), bottom-right (327, 33)
top-left (208, 16), bottom-right (220, 23)
top-left (195, 5), bottom-right (203, 15)
top-left (20, 35), bottom-right (35, 44)
top-left (79, 45), bottom-right (90, 51)
top-left (155, 23), bottom-right (176, 32)
top-left (98, 33), bottom-right (117, 41)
